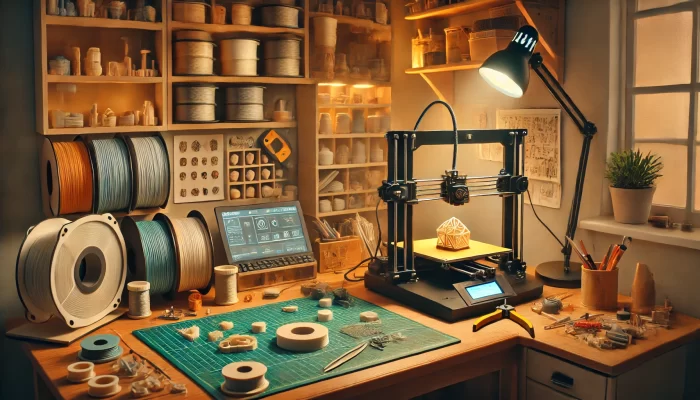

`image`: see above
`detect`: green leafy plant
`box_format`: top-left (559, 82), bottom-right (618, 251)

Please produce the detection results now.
top-left (605, 149), bottom-right (663, 189)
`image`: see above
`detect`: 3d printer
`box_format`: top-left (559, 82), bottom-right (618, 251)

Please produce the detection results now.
top-left (365, 101), bottom-right (544, 322)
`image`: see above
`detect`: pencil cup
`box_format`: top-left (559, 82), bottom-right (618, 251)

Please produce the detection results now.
top-left (581, 263), bottom-right (619, 311)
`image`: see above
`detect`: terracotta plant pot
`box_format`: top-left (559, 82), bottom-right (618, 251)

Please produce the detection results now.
top-left (609, 186), bottom-right (655, 224)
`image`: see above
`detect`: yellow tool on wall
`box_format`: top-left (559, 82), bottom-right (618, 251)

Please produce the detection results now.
top-left (259, 129), bottom-right (292, 165)
top-left (473, 300), bottom-right (535, 338)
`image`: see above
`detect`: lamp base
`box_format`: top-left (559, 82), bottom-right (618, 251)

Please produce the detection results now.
top-left (535, 261), bottom-right (582, 288)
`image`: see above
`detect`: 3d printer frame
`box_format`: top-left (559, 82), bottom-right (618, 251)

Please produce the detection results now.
top-left (377, 128), bottom-right (529, 283)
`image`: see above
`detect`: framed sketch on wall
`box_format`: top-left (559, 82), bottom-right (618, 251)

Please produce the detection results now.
top-left (496, 109), bottom-right (561, 209)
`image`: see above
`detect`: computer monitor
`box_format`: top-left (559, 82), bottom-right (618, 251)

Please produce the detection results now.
top-left (214, 201), bottom-right (313, 265)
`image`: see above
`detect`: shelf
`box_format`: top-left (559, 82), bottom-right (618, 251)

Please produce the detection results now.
top-left (170, 21), bottom-right (304, 36)
top-left (316, 78), bottom-right (391, 87)
top-left (45, 15), bottom-right (163, 30)
top-left (318, 205), bottom-right (386, 217)
top-left (318, 133), bottom-right (387, 139)
top-left (319, 162), bottom-right (387, 169)
top-left (319, 189), bottom-right (376, 197)
top-left (405, 0), bottom-right (511, 20)
top-left (171, 76), bottom-right (314, 85)
top-left (405, 60), bottom-right (482, 75)
top-left (46, 75), bottom-right (163, 84)
top-left (309, 12), bottom-right (390, 33)
top-left (169, 121), bottom-right (297, 131)
top-left (318, 104), bottom-right (391, 109)
top-left (45, 125), bottom-right (165, 135)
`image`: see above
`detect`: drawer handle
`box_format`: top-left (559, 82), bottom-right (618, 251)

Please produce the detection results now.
top-left (550, 372), bottom-right (574, 389)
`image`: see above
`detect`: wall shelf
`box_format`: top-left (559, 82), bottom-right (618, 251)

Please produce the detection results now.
top-left (45, 15), bottom-right (163, 30)
top-left (315, 78), bottom-right (392, 87)
top-left (405, 0), bottom-right (511, 20)
top-left (318, 162), bottom-right (387, 170)
top-left (45, 125), bottom-right (165, 135)
top-left (169, 121), bottom-right (297, 131)
top-left (309, 12), bottom-right (390, 33)
top-left (171, 76), bottom-right (314, 85)
top-left (46, 75), bottom-right (164, 84)
top-left (169, 20), bottom-right (305, 36)
top-left (318, 104), bottom-right (391, 109)
top-left (405, 61), bottom-right (481, 75)
top-left (319, 133), bottom-right (387, 138)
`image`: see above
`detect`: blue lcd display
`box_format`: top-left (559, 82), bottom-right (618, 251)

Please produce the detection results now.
top-left (466, 281), bottom-right (503, 300)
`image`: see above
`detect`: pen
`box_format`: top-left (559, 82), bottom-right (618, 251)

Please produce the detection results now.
top-left (579, 240), bottom-right (596, 270)
top-left (607, 244), bottom-right (627, 270)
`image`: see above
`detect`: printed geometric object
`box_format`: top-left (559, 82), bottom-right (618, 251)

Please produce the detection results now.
top-left (436, 217), bottom-right (470, 250)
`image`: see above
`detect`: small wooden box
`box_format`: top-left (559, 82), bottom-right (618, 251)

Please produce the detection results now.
top-left (237, 262), bottom-right (317, 292)
top-left (581, 263), bottom-right (619, 311)
top-left (312, 236), bottom-right (363, 273)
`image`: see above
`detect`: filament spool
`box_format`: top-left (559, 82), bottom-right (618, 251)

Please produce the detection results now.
top-left (86, 137), bottom-right (133, 214)
top-left (155, 211), bottom-right (214, 296)
top-left (214, 265), bottom-right (239, 305)
top-left (121, 217), bottom-right (177, 297)
top-left (220, 361), bottom-right (269, 396)
top-left (79, 334), bottom-right (124, 364)
top-left (66, 361), bottom-right (95, 383)
top-left (41, 138), bottom-right (95, 216)
top-left (123, 135), bottom-right (170, 211)
top-left (127, 281), bottom-right (151, 319)
top-left (16, 214), bottom-right (127, 328)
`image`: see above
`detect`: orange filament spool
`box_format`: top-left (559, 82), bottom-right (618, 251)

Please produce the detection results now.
top-left (42, 139), bottom-right (94, 216)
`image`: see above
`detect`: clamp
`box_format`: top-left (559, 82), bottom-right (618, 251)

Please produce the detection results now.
top-left (473, 300), bottom-right (535, 338)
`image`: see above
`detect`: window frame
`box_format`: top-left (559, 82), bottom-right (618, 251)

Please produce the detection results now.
top-left (624, 0), bottom-right (700, 226)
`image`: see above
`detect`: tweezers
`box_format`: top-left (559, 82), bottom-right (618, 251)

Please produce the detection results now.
top-left (323, 342), bottom-right (368, 373)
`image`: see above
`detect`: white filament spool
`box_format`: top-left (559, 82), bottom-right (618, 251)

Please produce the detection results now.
top-left (16, 214), bottom-right (127, 328)
top-left (220, 361), bottom-right (269, 396)
top-left (66, 361), bottom-right (95, 383)
top-left (276, 323), bottom-right (329, 352)
top-left (127, 281), bottom-right (151, 319)
top-left (87, 375), bottom-right (121, 398)
top-left (214, 265), bottom-right (239, 305)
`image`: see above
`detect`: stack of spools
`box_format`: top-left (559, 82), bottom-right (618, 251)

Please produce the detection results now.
top-left (175, 84), bottom-right (218, 122)
top-left (172, 0), bottom-right (210, 23)
top-left (260, 2), bottom-right (301, 28)
top-left (122, 211), bottom-right (214, 298)
top-left (231, 2), bottom-right (252, 25)
top-left (41, 136), bottom-right (170, 217)
top-left (264, 36), bottom-right (302, 77)
top-left (312, 17), bottom-right (337, 79)
top-left (220, 38), bottom-right (259, 76)
top-left (226, 86), bottom-right (265, 121)
top-left (174, 30), bottom-right (215, 76)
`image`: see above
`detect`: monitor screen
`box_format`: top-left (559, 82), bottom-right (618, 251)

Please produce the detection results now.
top-left (218, 204), bottom-right (309, 263)
top-left (466, 281), bottom-right (503, 300)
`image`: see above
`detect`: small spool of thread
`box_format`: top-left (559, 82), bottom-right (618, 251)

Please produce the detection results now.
top-left (214, 265), bottom-right (239, 305)
top-left (127, 281), bottom-right (151, 319)
top-left (220, 361), bottom-right (269, 396)
top-left (188, 291), bottom-right (203, 311)
top-left (88, 375), bottom-right (122, 398)
top-left (317, 309), bottom-right (333, 322)
top-left (79, 334), bottom-right (123, 364)
top-left (542, 298), bottom-right (562, 314)
top-left (66, 361), bottom-right (96, 383)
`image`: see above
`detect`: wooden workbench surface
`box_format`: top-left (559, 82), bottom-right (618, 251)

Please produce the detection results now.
top-left (17, 270), bottom-right (700, 400)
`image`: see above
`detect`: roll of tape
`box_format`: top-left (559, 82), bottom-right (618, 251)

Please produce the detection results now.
top-left (16, 213), bottom-right (127, 328)
top-left (220, 361), bottom-right (269, 396)
top-left (66, 361), bottom-right (95, 383)
top-left (87, 375), bottom-right (122, 398)
top-left (276, 322), bottom-right (329, 352)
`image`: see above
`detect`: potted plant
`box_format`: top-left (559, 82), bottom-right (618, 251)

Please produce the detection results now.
top-left (605, 149), bottom-right (663, 224)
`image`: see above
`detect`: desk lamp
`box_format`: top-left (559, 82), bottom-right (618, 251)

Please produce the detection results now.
top-left (479, 25), bottom-right (597, 287)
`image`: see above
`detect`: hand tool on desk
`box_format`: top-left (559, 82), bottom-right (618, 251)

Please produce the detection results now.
top-left (323, 342), bottom-right (369, 373)
top-left (544, 312), bottom-right (604, 330)
top-left (473, 299), bottom-right (535, 338)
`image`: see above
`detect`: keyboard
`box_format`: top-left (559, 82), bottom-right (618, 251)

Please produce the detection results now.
top-left (237, 254), bottom-right (315, 273)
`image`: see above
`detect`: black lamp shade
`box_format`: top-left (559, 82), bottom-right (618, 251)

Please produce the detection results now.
top-left (479, 25), bottom-right (539, 98)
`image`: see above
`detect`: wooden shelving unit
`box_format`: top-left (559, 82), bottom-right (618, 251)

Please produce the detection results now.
top-left (318, 104), bottom-right (392, 109)
top-left (170, 20), bottom-right (304, 36)
top-left (35, 0), bottom-right (167, 135)
top-left (309, 12), bottom-right (390, 33)
top-left (168, 121), bottom-right (297, 131)
top-left (171, 76), bottom-right (313, 85)
top-left (404, 0), bottom-right (566, 96)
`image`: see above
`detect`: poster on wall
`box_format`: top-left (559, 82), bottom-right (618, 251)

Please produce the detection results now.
top-left (496, 109), bottom-right (561, 209)
top-left (173, 134), bottom-right (225, 204)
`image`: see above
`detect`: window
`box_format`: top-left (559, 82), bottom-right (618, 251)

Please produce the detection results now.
top-left (625, 0), bottom-right (700, 225)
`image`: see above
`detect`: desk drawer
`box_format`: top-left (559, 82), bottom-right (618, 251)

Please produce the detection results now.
top-left (526, 349), bottom-right (607, 400)
top-left (527, 379), bottom-right (577, 400)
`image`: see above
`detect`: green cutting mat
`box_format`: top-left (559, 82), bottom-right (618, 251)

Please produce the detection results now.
top-left (134, 297), bottom-right (459, 399)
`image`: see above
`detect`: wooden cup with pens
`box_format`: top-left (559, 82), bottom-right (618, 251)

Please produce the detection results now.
top-left (569, 236), bottom-right (631, 311)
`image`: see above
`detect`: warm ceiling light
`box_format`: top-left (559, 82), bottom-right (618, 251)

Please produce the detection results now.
top-left (319, 82), bottom-right (347, 87)
top-left (352, 83), bottom-right (375, 89)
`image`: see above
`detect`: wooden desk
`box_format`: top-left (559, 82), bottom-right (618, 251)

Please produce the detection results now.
top-left (17, 270), bottom-right (700, 399)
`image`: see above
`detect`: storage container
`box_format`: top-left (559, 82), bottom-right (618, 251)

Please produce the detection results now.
top-left (312, 236), bottom-right (363, 273)
top-left (469, 29), bottom-right (516, 62)
top-left (220, 38), bottom-right (260, 60)
top-left (313, 17), bottom-right (337, 47)
top-left (265, 57), bottom-right (300, 76)
top-left (175, 85), bottom-right (217, 104)
top-left (175, 104), bottom-right (216, 122)
top-left (226, 86), bottom-right (264, 105)
top-left (230, 2), bottom-right (252, 25)
top-left (260, 5), bottom-right (301, 28)
top-left (225, 104), bottom-right (264, 121)
top-left (173, 1), bottom-right (209, 23)
top-left (581, 263), bottom-right (619, 311)
top-left (445, 26), bottom-right (470, 63)
top-left (264, 37), bottom-right (302, 59)
top-left (221, 59), bottom-right (258, 76)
